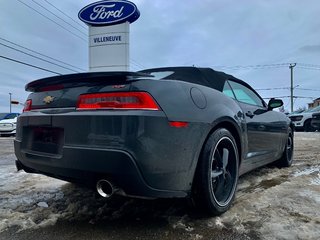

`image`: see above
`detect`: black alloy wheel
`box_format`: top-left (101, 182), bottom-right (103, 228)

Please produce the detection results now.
top-left (193, 128), bottom-right (239, 215)
top-left (276, 128), bottom-right (294, 167)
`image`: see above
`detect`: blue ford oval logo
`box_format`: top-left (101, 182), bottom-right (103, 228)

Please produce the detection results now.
top-left (78, 0), bottom-right (140, 26)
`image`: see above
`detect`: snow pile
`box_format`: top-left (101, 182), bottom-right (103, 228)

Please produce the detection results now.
top-left (0, 165), bottom-right (65, 232)
top-left (0, 163), bottom-right (125, 232)
top-left (214, 133), bottom-right (320, 240)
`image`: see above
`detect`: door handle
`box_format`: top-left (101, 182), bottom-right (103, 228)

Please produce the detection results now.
top-left (245, 111), bottom-right (254, 118)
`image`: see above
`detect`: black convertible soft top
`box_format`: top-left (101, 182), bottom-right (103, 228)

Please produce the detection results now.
top-left (140, 67), bottom-right (241, 91)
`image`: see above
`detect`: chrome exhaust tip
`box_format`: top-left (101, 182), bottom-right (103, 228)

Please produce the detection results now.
top-left (96, 179), bottom-right (115, 198)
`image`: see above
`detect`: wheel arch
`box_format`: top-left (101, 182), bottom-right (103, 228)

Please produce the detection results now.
top-left (207, 120), bottom-right (243, 166)
top-left (191, 118), bottom-right (243, 189)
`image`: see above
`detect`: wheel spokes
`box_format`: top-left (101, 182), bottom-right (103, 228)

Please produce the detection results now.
top-left (211, 148), bottom-right (231, 197)
top-left (210, 138), bottom-right (237, 205)
top-left (212, 148), bottom-right (229, 179)
top-left (211, 169), bottom-right (223, 178)
top-left (222, 148), bottom-right (229, 173)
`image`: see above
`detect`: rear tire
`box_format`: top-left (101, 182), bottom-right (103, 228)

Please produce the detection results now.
top-left (304, 119), bottom-right (315, 132)
top-left (276, 128), bottom-right (294, 167)
top-left (192, 128), bottom-right (239, 215)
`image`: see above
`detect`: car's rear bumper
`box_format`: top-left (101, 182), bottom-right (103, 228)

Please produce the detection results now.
top-left (14, 111), bottom-right (210, 198)
top-left (14, 141), bottom-right (188, 198)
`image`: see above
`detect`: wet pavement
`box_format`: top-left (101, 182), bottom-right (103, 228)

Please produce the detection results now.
top-left (0, 132), bottom-right (319, 240)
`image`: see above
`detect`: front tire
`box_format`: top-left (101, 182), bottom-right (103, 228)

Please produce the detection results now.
top-left (192, 128), bottom-right (239, 215)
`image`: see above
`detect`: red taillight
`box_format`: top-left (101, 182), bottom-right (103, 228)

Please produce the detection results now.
top-left (169, 121), bottom-right (189, 128)
top-left (77, 92), bottom-right (160, 110)
top-left (23, 99), bottom-right (32, 112)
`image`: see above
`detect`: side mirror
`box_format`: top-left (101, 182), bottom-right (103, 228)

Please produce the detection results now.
top-left (268, 98), bottom-right (283, 110)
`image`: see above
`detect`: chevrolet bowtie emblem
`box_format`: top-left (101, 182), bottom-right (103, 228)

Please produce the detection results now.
top-left (43, 96), bottom-right (55, 104)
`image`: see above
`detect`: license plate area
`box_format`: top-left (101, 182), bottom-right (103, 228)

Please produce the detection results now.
top-left (23, 127), bottom-right (64, 155)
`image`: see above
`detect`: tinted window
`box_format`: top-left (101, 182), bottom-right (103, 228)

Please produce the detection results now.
top-left (223, 81), bottom-right (236, 99)
top-left (228, 81), bottom-right (265, 107)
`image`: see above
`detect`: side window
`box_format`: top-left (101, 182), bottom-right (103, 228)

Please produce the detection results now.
top-left (228, 81), bottom-right (265, 107)
top-left (223, 81), bottom-right (236, 99)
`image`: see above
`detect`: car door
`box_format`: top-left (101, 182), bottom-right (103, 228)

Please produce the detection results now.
top-left (225, 80), bottom-right (283, 166)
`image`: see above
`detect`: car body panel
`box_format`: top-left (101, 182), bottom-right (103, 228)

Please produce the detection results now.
top-left (14, 67), bottom-right (292, 198)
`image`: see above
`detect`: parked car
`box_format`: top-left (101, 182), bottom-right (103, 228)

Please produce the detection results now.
top-left (288, 105), bottom-right (320, 132)
top-left (311, 112), bottom-right (320, 131)
top-left (0, 113), bottom-right (20, 136)
top-left (14, 67), bottom-right (294, 215)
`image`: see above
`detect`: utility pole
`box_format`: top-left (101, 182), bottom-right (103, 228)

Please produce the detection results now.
top-left (289, 63), bottom-right (297, 113)
top-left (9, 93), bottom-right (12, 113)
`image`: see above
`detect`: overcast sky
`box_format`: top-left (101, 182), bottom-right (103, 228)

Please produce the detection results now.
top-left (0, 0), bottom-right (319, 113)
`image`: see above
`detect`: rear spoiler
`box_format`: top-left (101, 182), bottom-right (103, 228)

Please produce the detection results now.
top-left (25, 72), bottom-right (152, 92)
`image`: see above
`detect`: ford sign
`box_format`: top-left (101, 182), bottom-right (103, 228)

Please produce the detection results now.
top-left (78, 0), bottom-right (140, 26)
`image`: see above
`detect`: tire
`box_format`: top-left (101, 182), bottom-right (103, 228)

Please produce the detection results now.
top-left (276, 128), bottom-right (294, 167)
top-left (192, 128), bottom-right (239, 215)
top-left (304, 119), bottom-right (315, 132)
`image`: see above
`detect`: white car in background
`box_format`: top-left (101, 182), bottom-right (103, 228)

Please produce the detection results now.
top-left (0, 113), bottom-right (20, 136)
top-left (288, 105), bottom-right (320, 132)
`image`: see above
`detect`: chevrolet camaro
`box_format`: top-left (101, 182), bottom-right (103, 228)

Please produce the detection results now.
top-left (14, 67), bottom-right (294, 215)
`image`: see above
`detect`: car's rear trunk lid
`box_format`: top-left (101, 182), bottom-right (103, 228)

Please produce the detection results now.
top-left (25, 72), bottom-right (151, 110)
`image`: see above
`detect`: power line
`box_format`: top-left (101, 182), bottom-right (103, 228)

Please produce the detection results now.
top-left (256, 87), bottom-right (290, 90)
top-left (43, 0), bottom-right (87, 30)
top-left (212, 62), bottom-right (320, 71)
top-left (257, 87), bottom-right (320, 92)
top-left (130, 59), bottom-right (146, 69)
top-left (0, 55), bottom-right (61, 75)
top-left (31, 0), bottom-right (87, 36)
top-left (296, 66), bottom-right (320, 71)
top-left (285, 97), bottom-right (298, 109)
top-left (295, 63), bottom-right (320, 71)
top-left (296, 87), bottom-right (320, 92)
top-left (0, 42), bottom-right (79, 73)
top-left (17, 0), bottom-right (87, 42)
top-left (262, 96), bottom-right (315, 99)
top-left (0, 37), bottom-right (86, 71)
top-left (213, 63), bottom-right (291, 70)
top-left (298, 63), bottom-right (320, 68)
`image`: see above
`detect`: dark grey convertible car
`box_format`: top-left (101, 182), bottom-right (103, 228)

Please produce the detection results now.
top-left (14, 67), bottom-right (294, 215)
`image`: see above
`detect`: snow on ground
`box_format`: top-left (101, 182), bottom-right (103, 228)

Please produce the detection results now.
top-left (0, 133), bottom-right (319, 239)
top-left (0, 162), bottom-right (65, 232)
top-left (214, 132), bottom-right (320, 240)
